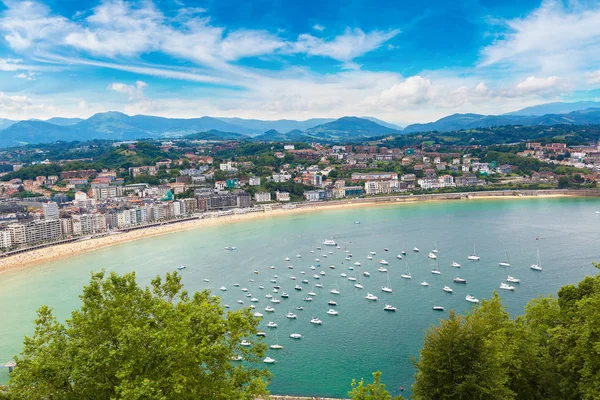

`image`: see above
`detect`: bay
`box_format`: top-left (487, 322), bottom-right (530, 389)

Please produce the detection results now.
top-left (0, 197), bottom-right (599, 398)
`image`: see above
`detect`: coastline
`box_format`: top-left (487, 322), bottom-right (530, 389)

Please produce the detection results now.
top-left (1, 189), bottom-right (597, 273)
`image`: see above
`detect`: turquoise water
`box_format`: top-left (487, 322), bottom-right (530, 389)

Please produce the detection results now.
top-left (1, 197), bottom-right (599, 397)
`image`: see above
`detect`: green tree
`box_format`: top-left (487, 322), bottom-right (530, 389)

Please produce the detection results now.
top-left (6, 271), bottom-right (270, 400)
top-left (558, 176), bottom-right (569, 188)
top-left (349, 371), bottom-right (403, 400)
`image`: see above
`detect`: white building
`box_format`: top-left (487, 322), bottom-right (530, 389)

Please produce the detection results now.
top-left (284, 144), bottom-right (295, 150)
top-left (43, 202), bottom-right (59, 220)
top-left (249, 176), bottom-right (261, 186)
top-left (0, 230), bottom-right (12, 249)
top-left (219, 162), bottom-right (237, 171)
top-left (276, 191), bottom-right (290, 202)
top-left (255, 192), bottom-right (272, 202)
top-left (364, 181), bottom-right (393, 195)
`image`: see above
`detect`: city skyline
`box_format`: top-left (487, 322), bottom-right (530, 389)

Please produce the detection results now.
top-left (1, 0), bottom-right (600, 123)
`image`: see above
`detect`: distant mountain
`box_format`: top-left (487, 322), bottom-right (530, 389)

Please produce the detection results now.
top-left (506, 101), bottom-right (600, 116)
top-left (0, 121), bottom-right (84, 147)
top-left (253, 129), bottom-right (290, 142)
top-left (304, 116), bottom-right (402, 141)
top-left (216, 117), bottom-right (334, 135)
top-left (403, 108), bottom-right (600, 133)
top-left (360, 116), bottom-right (403, 130)
top-left (184, 130), bottom-right (248, 141)
top-left (0, 118), bottom-right (16, 130)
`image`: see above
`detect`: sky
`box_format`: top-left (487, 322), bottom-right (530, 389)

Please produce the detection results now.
top-left (1, 0), bottom-right (600, 124)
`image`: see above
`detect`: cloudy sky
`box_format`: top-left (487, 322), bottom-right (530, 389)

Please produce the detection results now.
top-left (1, 0), bottom-right (600, 124)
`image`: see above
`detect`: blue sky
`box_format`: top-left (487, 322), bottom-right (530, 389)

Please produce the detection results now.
top-left (1, 0), bottom-right (600, 124)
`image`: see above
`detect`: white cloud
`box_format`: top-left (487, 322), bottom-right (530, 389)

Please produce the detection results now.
top-left (513, 76), bottom-right (565, 95)
top-left (313, 24), bottom-right (325, 32)
top-left (586, 70), bottom-right (600, 85)
top-left (14, 71), bottom-right (37, 80)
top-left (108, 81), bottom-right (147, 100)
top-left (481, 1), bottom-right (600, 74)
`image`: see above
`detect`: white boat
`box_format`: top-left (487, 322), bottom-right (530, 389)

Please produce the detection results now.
top-left (295, 306), bottom-right (304, 310)
top-left (323, 239), bottom-right (337, 246)
top-left (348, 266), bottom-right (354, 270)
top-left (269, 265), bottom-right (275, 269)
top-left (499, 250), bottom-right (511, 267)
top-left (296, 254), bottom-right (302, 258)
top-left (507, 275), bottom-right (520, 283)
top-left (355, 221), bottom-right (361, 224)
top-left (329, 265), bottom-right (336, 269)
top-left (270, 332), bottom-right (283, 349)
top-left (328, 300), bottom-right (337, 305)
top-left (354, 283), bottom-right (364, 289)
top-left (379, 260), bottom-right (389, 265)
top-left (290, 276), bottom-right (296, 280)
top-left (225, 305), bottom-right (230, 308)
top-left (431, 268), bottom-right (442, 275)
top-left (421, 281), bottom-right (429, 286)
top-left (453, 277), bottom-right (467, 283)
top-left (363, 271), bottom-right (370, 277)
top-left (381, 271), bottom-right (393, 293)
top-left (303, 297), bottom-right (313, 302)
top-left (265, 306), bottom-right (275, 312)
top-left (400, 259), bottom-right (412, 279)
top-left (263, 357), bottom-right (276, 364)
top-left (258, 285), bottom-right (264, 289)
top-left (396, 254), bottom-right (403, 259)
top-left (310, 266), bottom-right (316, 270)
top-left (432, 305), bottom-right (445, 311)
top-left (413, 247), bottom-right (420, 252)
top-left (315, 283), bottom-right (323, 288)
top-left (367, 256), bottom-right (373, 260)
top-left (451, 261), bottom-right (461, 268)
top-left (256, 332), bottom-right (266, 337)
top-left (383, 304), bottom-right (397, 312)
top-left (468, 243), bottom-right (480, 260)
top-left (265, 294), bottom-right (273, 299)
top-left (443, 286), bottom-right (453, 293)
top-left (308, 291), bottom-right (317, 296)
top-left (240, 340), bottom-right (252, 347)
top-left (177, 265), bottom-right (186, 270)
top-left (530, 248), bottom-right (543, 271)
top-left (310, 317), bottom-right (323, 324)
top-left (220, 286), bottom-right (227, 291)
top-left (596, 211), bottom-right (600, 214)
top-left (234, 283), bottom-right (240, 287)
top-left (286, 312), bottom-right (297, 319)
top-left (315, 258), bottom-right (320, 262)
top-left (401, 250), bottom-right (407, 255)
top-left (347, 276), bottom-right (357, 282)
top-left (232, 355), bottom-right (243, 361)
top-left (369, 251), bottom-right (376, 255)
top-left (330, 288), bottom-right (340, 295)
top-left (320, 271), bottom-right (326, 276)
top-left (237, 300), bottom-right (244, 304)
top-left (377, 266), bottom-right (388, 273)
top-left (327, 309), bottom-right (339, 315)
top-left (241, 287), bottom-right (248, 292)
top-left (499, 282), bottom-right (516, 291)
top-left (354, 261), bottom-right (361, 266)
top-left (365, 293), bottom-right (378, 301)
top-left (290, 333), bottom-right (302, 339)
top-left (267, 321), bottom-right (278, 328)
top-left (284, 257), bottom-right (290, 261)
top-left (313, 274), bottom-right (320, 279)
top-left (253, 270), bottom-right (259, 275)
top-left (270, 299), bottom-right (281, 303)
top-left (340, 273), bottom-right (347, 277)
top-left (203, 278), bottom-right (210, 282)
top-left (465, 294), bottom-right (479, 303)
top-left (294, 285), bottom-right (302, 290)
top-left (428, 252), bottom-right (437, 259)
top-left (254, 312), bottom-right (263, 317)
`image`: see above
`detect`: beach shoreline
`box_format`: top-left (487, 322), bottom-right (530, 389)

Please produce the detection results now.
top-left (1, 189), bottom-right (597, 273)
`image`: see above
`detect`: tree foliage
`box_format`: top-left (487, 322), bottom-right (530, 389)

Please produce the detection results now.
top-left (349, 371), bottom-right (403, 400)
top-left (5, 271), bottom-right (270, 399)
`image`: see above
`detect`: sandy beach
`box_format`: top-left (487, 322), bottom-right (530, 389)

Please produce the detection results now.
top-left (0, 189), bottom-right (595, 273)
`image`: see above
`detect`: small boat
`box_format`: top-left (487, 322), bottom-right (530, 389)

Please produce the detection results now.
top-left (237, 300), bottom-right (244, 304)
top-left (270, 344), bottom-right (283, 350)
top-left (365, 293), bottom-right (378, 301)
top-left (315, 283), bottom-right (323, 288)
top-left (367, 256), bottom-right (373, 260)
top-left (270, 299), bottom-right (281, 303)
top-left (363, 271), bottom-right (370, 277)
top-left (295, 306), bottom-right (304, 310)
top-left (453, 277), bottom-right (467, 284)
top-left (290, 276), bottom-right (296, 280)
top-left (499, 251), bottom-right (511, 267)
top-left (369, 251), bottom-right (376, 255)
top-left (330, 289), bottom-right (340, 295)
top-left (256, 332), bottom-right (266, 337)
top-left (245, 293), bottom-right (252, 297)
top-left (220, 286), bottom-right (227, 291)
top-left (400, 260), bottom-right (412, 279)
top-left (308, 291), bottom-right (317, 296)
top-left (301, 279), bottom-right (309, 284)
top-left (432, 306), bottom-right (445, 311)
top-left (203, 278), bottom-right (210, 282)
top-left (355, 221), bottom-right (361, 224)
top-left (354, 283), bottom-right (364, 289)
top-left (384, 248), bottom-right (389, 252)
top-left (396, 254), bottom-right (403, 259)
top-left (254, 312), bottom-right (263, 317)
top-left (265, 294), bottom-right (273, 299)
top-left (320, 271), bottom-right (326, 276)
top-left (428, 253), bottom-right (437, 259)
top-left (596, 211), bottom-right (600, 214)
top-left (400, 273), bottom-right (412, 279)
top-left (310, 317), bottom-right (323, 324)
top-left (294, 285), bottom-right (302, 290)
top-left (506, 276), bottom-right (520, 283)
top-left (224, 246), bottom-right (236, 251)
top-left (383, 304), bottom-right (397, 312)
top-left (354, 261), bottom-right (361, 266)
top-left (234, 283), bottom-right (241, 287)
top-left (443, 286), bottom-right (453, 293)
top-left (303, 297), bottom-right (313, 302)
top-left (270, 279), bottom-right (277, 283)
top-left (258, 285), bottom-right (264, 289)
top-left (265, 306), bottom-right (275, 312)
top-left (267, 321), bottom-right (278, 328)
top-left (323, 239), bottom-right (337, 246)
top-left (327, 309), bottom-right (339, 315)
top-left (329, 265), bottom-right (336, 269)
top-left (251, 297), bottom-right (259, 302)
top-left (177, 265), bottom-right (186, 270)
top-left (253, 270), bottom-right (259, 275)
top-left (468, 243), bottom-right (480, 261)
top-left (315, 258), bottom-right (320, 262)
top-left (379, 260), bottom-right (389, 265)
top-left (530, 248), bottom-right (543, 271)
top-left (263, 357), bottom-right (276, 364)
top-left (347, 276), bottom-right (357, 282)
top-left (273, 284), bottom-right (281, 289)
top-left (340, 273), bottom-right (348, 277)
top-left (313, 274), bottom-right (320, 279)
top-left (286, 312), bottom-right (297, 319)
top-left (401, 250), bottom-right (407, 255)
top-left (377, 267), bottom-right (388, 272)
top-left (241, 287), bottom-right (248, 292)
top-left (240, 340), bottom-right (251, 347)
top-left (500, 282), bottom-right (516, 291)
top-left (465, 294), bottom-right (479, 303)
top-left (413, 247), bottom-right (420, 252)
top-left (269, 265), bottom-right (275, 269)
top-left (317, 246), bottom-right (322, 250)
top-left (232, 355), bottom-right (243, 361)
top-left (290, 333), bottom-right (302, 339)
top-left (451, 261), bottom-right (461, 268)
top-left (421, 281), bottom-right (429, 286)
top-left (296, 254), bottom-right (302, 258)
top-left (249, 279), bottom-right (255, 282)
top-left (284, 257), bottom-right (290, 261)
top-left (328, 300), bottom-right (337, 306)
top-left (382, 271), bottom-right (393, 292)
top-left (288, 265), bottom-right (294, 269)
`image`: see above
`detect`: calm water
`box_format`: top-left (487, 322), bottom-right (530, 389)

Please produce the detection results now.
top-left (1, 197), bottom-right (599, 397)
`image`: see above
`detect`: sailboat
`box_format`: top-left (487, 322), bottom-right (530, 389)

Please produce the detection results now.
top-left (432, 241), bottom-right (439, 253)
top-left (270, 332), bottom-right (283, 349)
top-left (499, 250), bottom-right (511, 267)
top-left (382, 271), bottom-right (393, 292)
top-left (468, 243), bottom-right (480, 260)
top-left (530, 248), bottom-right (543, 271)
top-left (400, 259), bottom-right (412, 279)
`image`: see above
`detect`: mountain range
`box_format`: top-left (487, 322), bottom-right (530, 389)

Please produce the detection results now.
top-left (1, 101), bottom-right (600, 147)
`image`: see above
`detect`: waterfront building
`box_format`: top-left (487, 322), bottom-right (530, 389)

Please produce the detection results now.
top-left (43, 202), bottom-right (59, 220)
top-left (276, 191), bottom-right (290, 202)
top-left (350, 172), bottom-right (398, 182)
top-left (0, 229), bottom-right (12, 249)
top-left (7, 219), bottom-right (62, 246)
top-left (255, 192), bottom-right (271, 203)
top-left (364, 181), bottom-right (393, 195)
